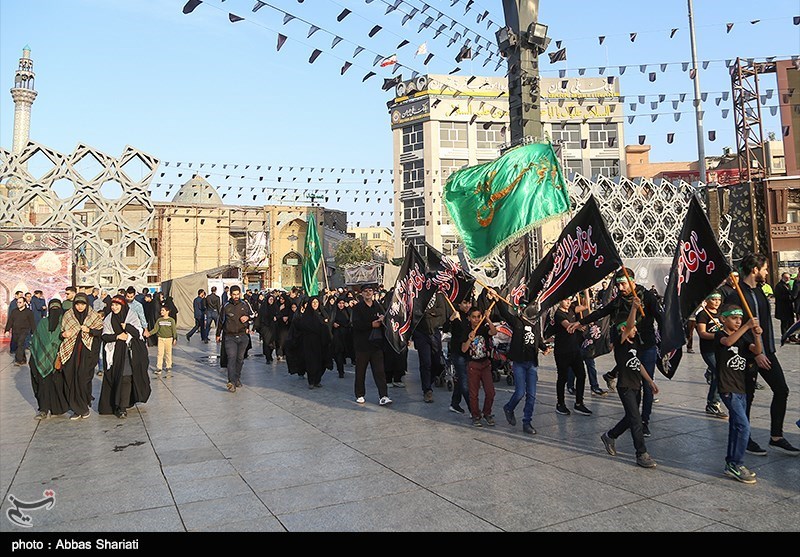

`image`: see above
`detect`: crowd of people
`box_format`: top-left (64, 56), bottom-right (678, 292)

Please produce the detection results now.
top-left (4, 254), bottom-right (799, 482)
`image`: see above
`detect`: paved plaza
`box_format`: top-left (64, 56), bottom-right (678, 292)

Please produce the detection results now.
top-left (1, 327), bottom-right (798, 533)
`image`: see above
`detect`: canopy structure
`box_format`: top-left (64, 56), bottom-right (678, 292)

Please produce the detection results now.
top-left (161, 265), bottom-right (239, 329)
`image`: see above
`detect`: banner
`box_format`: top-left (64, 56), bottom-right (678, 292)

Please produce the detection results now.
top-left (302, 216), bottom-right (322, 296)
top-left (528, 195), bottom-right (622, 317)
top-left (659, 195), bottom-right (732, 357)
top-left (499, 257), bottom-right (531, 310)
top-left (443, 142), bottom-right (570, 262)
top-left (580, 281), bottom-right (614, 359)
top-left (383, 244), bottom-right (432, 353)
top-left (425, 243), bottom-right (475, 304)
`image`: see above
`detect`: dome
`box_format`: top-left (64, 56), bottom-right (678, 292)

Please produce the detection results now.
top-left (171, 174), bottom-right (223, 206)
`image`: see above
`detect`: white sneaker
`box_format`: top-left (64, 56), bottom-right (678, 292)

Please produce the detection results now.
top-left (379, 396), bottom-right (393, 406)
top-left (356, 396), bottom-right (366, 404)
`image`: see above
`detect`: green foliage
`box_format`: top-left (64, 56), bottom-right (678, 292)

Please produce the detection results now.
top-left (334, 238), bottom-right (374, 268)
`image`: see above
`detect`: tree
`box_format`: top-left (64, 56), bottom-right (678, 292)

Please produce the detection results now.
top-left (334, 238), bottom-right (374, 268)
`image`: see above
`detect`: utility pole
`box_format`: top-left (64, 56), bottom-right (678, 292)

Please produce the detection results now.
top-left (497, 1), bottom-right (550, 271)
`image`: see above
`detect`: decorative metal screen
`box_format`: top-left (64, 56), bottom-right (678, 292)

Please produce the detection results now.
top-left (0, 141), bottom-right (158, 288)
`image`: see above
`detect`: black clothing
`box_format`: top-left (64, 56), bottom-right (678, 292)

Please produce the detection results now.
top-left (217, 299), bottom-right (254, 337)
top-left (553, 305), bottom-right (582, 356)
top-left (714, 330), bottom-right (755, 395)
top-left (496, 303), bottom-right (545, 364)
top-left (295, 301), bottom-right (332, 386)
top-left (205, 293), bottom-right (222, 312)
top-left (724, 281), bottom-right (775, 353)
top-left (98, 310), bottom-right (150, 415)
top-left (580, 285), bottom-right (663, 348)
top-left (615, 337), bottom-right (644, 391)
top-left (696, 309), bottom-right (722, 354)
top-left (351, 299), bottom-right (386, 353)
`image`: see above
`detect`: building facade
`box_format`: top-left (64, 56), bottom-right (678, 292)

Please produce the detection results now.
top-left (346, 226), bottom-right (394, 261)
top-left (388, 74), bottom-right (625, 257)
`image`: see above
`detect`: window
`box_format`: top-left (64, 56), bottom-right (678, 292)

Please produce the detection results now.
top-left (126, 243), bottom-right (135, 257)
top-left (403, 160), bottom-right (424, 191)
top-left (402, 197), bottom-right (425, 226)
top-left (402, 123), bottom-right (424, 153)
top-left (476, 123), bottom-right (506, 150)
top-left (589, 123), bottom-right (618, 149)
top-left (147, 274), bottom-right (159, 284)
top-left (372, 232), bottom-right (380, 239)
top-left (440, 159), bottom-right (468, 183)
top-left (563, 159), bottom-right (583, 177)
top-left (149, 237), bottom-right (158, 256)
top-left (551, 124), bottom-right (581, 150)
top-left (360, 233), bottom-right (368, 241)
top-left (440, 122), bottom-right (467, 149)
top-left (589, 158), bottom-right (620, 178)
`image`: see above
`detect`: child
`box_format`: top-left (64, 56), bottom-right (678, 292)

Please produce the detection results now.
top-left (695, 291), bottom-right (727, 418)
top-left (149, 305), bottom-right (177, 376)
top-left (715, 304), bottom-right (761, 484)
top-left (599, 298), bottom-right (659, 468)
top-left (462, 305), bottom-right (497, 427)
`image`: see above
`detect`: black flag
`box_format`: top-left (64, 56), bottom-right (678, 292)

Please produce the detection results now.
top-left (383, 244), bottom-right (433, 354)
top-left (528, 195), bottom-right (622, 317)
top-left (425, 243), bottom-right (475, 304)
top-left (580, 281), bottom-right (614, 359)
top-left (659, 195), bottom-right (732, 364)
top-left (499, 257), bottom-right (531, 310)
top-left (548, 47), bottom-right (567, 63)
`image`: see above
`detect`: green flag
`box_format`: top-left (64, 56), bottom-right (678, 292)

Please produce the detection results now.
top-left (443, 142), bottom-right (570, 261)
top-left (302, 215), bottom-right (322, 295)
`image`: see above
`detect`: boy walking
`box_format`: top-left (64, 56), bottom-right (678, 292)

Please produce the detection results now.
top-left (599, 299), bottom-right (659, 468)
top-left (462, 305), bottom-right (497, 427)
top-left (149, 305), bottom-right (178, 376)
top-left (715, 304), bottom-right (761, 484)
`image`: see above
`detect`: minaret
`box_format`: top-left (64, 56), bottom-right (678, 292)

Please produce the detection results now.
top-left (4, 46), bottom-right (37, 198)
top-left (10, 45), bottom-right (37, 154)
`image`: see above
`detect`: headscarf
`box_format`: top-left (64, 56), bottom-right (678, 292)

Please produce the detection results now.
top-left (110, 296), bottom-right (129, 335)
top-left (31, 299), bottom-right (63, 378)
top-left (57, 298), bottom-right (103, 366)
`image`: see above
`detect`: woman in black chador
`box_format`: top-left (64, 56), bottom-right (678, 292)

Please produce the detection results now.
top-left (98, 296), bottom-right (151, 419)
top-left (329, 297), bottom-right (352, 378)
top-left (59, 293), bottom-right (104, 420)
top-left (294, 296), bottom-right (332, 388)
top-left (29, 298), bottom-right (69, 419)
top-left (257, 293), bottom-right (278, 363)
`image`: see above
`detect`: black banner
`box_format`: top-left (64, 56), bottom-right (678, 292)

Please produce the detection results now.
top-left (425, 243), bottom-right (475, 304)
top-left (580, 281), bottom-right (614, 359)
top-left (528, 195), bottom-right (622, 317)
top-left (383, 243), bottom-right (433, 354)
top-left (660, 195), bottom-right (732, 356)
top-left (499, 257), bottom-right (531, 309)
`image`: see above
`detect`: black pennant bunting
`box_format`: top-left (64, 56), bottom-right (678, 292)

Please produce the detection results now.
top-left (337, 8), bottom-right (351, 21)
top-left (362, 71), bottom-right (376, 82)
top-left (667, 133), bottom-right (674, 144)
top-left (598, 36), bottom-right (605, 45)
top-left (182, 0), bottom-right (202, 15)
top-left (670, 28), bottom-right (678, 38)
top-left (276, 33), bottom-right (287, 51)
top-left (308, 49), bottom-right (322, 64)
top-left (307, 25), bottom-right (320, 38)
top-left (369, 25), bottom-right (382, 37)
top-left (629, 32), bottom-right (637, 42)
top-left (397, 39), bottom-right (409, 49)
top-left (331, 36), bottom-right (342, 48)
top-left (228, 13), bottom-right (244, 22)
top-left (340, 61), bottom-right (352, 75)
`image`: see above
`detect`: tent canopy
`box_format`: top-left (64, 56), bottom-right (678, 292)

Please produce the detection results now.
top-left (162, 265), bottom-right (239, 329)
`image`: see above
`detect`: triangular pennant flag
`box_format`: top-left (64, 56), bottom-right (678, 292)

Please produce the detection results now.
top-left (331, 36), bottom-right (342, 48)
top-left (362, 71), bottom-right (376, 82)
top-left (369, 25), bottom-right (382, 38)
top-left (726, 22), bottom-right (734, 33)
top-left (419, 16), bottom-right (434, 32)
top-left (353, 46), bottom-right (364, 57)
top-left (649, 72), bottom-right (656, 82)
top-left (750, 19), bottom-right (760, 24)
top-left (598, 36), bottom-right (606, 45)
top-left (651, 101), bottom-right (658, 110)
top-left (640, 64), bottom-right (647, 73)
top-left (548, 47), bottom-right (567, 63)
top-left (373, 54), bottom-right (384, 66)
top-left (770, 106), bottom-right (778, 116)
top-left (674, 113), bottom-right (681, 121)
top-left (456, 45), bottom-right (472, 62)
top-left (660, 63), bottom-right (667, 72)
top-left (630, 32), bottom-right (637, 42)
top-left (276, 33), bottom-right (287, 51)
top-left (599, 67), bottom-right (606, 74)
top-left (449, 66), bottom-right (461, 75)
top-left (794, 16), bottom-right (800, 25)
top-left (382, 76), bottom-right (402, 91)
top-left (397, 39), bottom-right (409, 49)
top-left (337, 8), bottom-right (351, 21)
top-left (578, 68), bottom-right (586, 75)
top-left (682, 61), bottom-right (689, 71)
top-left (619, 65), bottom-right (626, 74)
top-left (638, 135), bottom-right (646, 145)
top-left (680, 92), bottom-right (687, 102)
top-left (667, 133), bottom-right (675, 144)
top-left (715, 96), bottom-right (722, 106)
top-left (670, 28), bottom-right (678, 38)
top-left (182, 0), bottom-right (202, 15)
top-left (416, 42), bottom-right (428, 56)
top-left (229, 13), bottom-right (244, 22)
top-left (708, 130), bottom-right (716, 141)
top-left (555, 40), bottom-right (562, 48)
top-left (380, 54), bottom-right (398, 67)
top-left (702, 60), bottom-right (710, 69)
top-left (307, 25), bottom-right (320, 38)
top-left (386, 0), bottom-right (402, 14)
top-left (424, 53), bottom-right (434, 65)
top-left (651, 114), bottom-right (658, 122)
top-left (283, 14), bottom-right (295, 24)
top-left (340, 61), bottom-right (352, 75)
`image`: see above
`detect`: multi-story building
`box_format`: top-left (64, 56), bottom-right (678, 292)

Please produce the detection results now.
top-left (387, 73), bottom-right (625, 258)
top-left (347, 226), bottom-right (394, 262)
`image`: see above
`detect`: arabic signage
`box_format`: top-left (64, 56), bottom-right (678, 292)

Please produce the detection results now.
top-left (659, 169), bottom-right (741, 185)
top-left (540, 77), bottom-right (620, 99)
top-left (391, 98), bottom-right (430, 129)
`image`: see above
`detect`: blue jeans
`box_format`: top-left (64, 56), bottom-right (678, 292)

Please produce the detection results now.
top-left (224, 334), bottom-right (248, 384)
top-left (638, 346), bottom-right (657, 425)
top-left (188, 317), bottom-right (207, 341)
top-left (412, 330), bottom-right (441, 394)
top-left (720, 392), bottom-right (749, 466)
top-left (505, 361), bottom-right (539, 425)
top-left (701, 352), bottom-right (721, 405)
top-left (450, 353), bottom-right (468, 407)
top-left (204, 309), bottom-right (219, 341)
top-left (568, 356), bottom-right (599, 390)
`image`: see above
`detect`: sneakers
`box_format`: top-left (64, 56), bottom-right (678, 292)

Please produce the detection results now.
top-left (522, 423), bottom-right (536, 435)
top-left (379, 396), bottom-right (393, 406)
top-left (566, 385), bottom-right (576, 396)
top-left (746, 439), bottom-right (768, 456)
top-left (768, 437), bottom-right (800, 456)
top-left (226, 382), bottom-right (236, 393)
top-left (472, 416), bottom-right (483, 427)
top-left (423, 390), bottom-right (434, 403)
top-left (449, 404), bottom-right (465, 414)
top-left (636, 452), bottom-right (657, 468)
top-left (70, 411), bottom-right (89, 421)
top-left (724, 462), bottom-right (757, 484)
top-left (642, 423), bottom-right (651, 437)
top-left (555, 403), bottom-right (571, 415)
top-left (154, 369), bottom-right (162, 375)
top-left (591, 386), bottom-right (608, 396)
top-left (165, 369), bottom-right (172, 376)
top-left (484, 414), bottom-right (496, 426)
top-left (705, 403), bottom-right (728, 419)
top-left (115, 409), bottom-right (127, 419)
top-left (601, 432), bottom-right (616, 456)
top-left (754, 381), bottom-right (765, 390)
top-left (392, 381), bottom-right (406, 388)
top-left (34, 411), bottom-right (48, 421)
top-left (574, 403), bottom-right (593, 416)
top-left (503, 406), bottom-right (516, 426)
top-left (603, 373), bottom-right (617, 392)
top-left (355, 396), bottom-right (366, 404)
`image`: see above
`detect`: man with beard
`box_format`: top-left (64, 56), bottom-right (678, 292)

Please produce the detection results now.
top-left (29, 299), bottom-right (69, 420)
top-left (724, 253), bottom-right (799, 456)
top-left (216, 285), bottom-right (254, 392)
top-left (351, 284), bottom-right (392, 406)
top-left (58, 293), bottom-right (103, 420)
top-left (5, 296), bottom-right (34, 365)
top-left (99, 296), bottom-right (151, 419)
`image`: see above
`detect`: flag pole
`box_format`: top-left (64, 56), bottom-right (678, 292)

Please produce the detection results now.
top-left (729, 272), bottom-right (764, 354)
top-left (700, 303), bottom-right (722, 329)
top-left (472, 300), bottom-right (496, 333)
top-left (473, 276), bottom-right (516, 309)
top-left (442, 293), bottom-right (457, 314)
top-left (320, 256), bottom-right (330, 292)
top-left (620, 266), bottom-right (645, 317)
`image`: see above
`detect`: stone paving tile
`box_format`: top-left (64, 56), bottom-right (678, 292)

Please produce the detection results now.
top-left (177, 493), bottom-right (274, 531)
top-left (167, 474), bottom-right (255, 506)
top-left (20, 506), bottom-right (184, 533)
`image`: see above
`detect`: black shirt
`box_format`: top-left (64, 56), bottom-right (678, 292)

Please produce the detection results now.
top-left (580, 285), bottom-right (663, 348)
top-left (217, 299), bottom-right (254, 337)
top-left (205, 293), bottom-right (221, 312)
top-left (724, 281), bottom-right (774, 353)
top-left (351, 299), bottom-right (385, 353)
top-left (554, 304), bottom-right (582, 356)
top-left (714, 330), bottom-right (755, 394)
top-left (465, 322), bottom-right (493, 362)
top-left (696, 309), bottom-right (722, 354)
top-left (615, 337), bottom-right (643, 390)
top-left (497, 303), bottom-right (544, 364)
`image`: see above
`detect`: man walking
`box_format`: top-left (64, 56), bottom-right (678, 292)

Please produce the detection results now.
top-left (216, 285), bottom-right (254, 392)
top-left (204, 286), bottom-right (221, 343)
top-left (187, 289), bottom-right (207, 343)
top-left (773, 272), bottom-right (795, 337)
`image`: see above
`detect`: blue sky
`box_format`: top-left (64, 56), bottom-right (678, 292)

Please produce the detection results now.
top-left (1, 0), bottom-right (797, 225)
